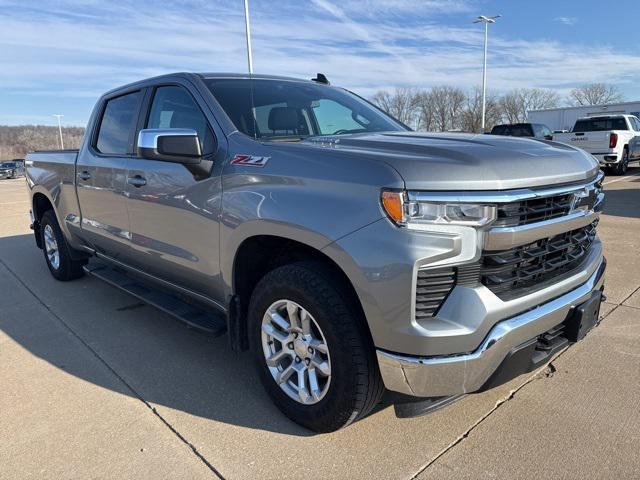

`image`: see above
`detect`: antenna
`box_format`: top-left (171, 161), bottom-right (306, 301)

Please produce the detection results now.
top-left (53, 114), bottom-right (64, 149)
top-left (243, 0), bottom-right (253, 74)
top-left (311, 73), bottom-right (330, 85)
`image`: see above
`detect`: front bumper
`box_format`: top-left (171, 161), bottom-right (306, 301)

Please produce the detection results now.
top-left (377, 257), bottom-right (606, 398)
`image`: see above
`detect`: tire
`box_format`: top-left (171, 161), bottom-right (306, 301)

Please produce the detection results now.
top-left (40, 210), bottom-right (85, 281)
top-left (248, 261), bottom-right (384, 433)
top-left (612, 149), bottom-right (629, 176)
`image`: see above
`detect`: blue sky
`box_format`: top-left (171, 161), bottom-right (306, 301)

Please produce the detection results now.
top-left (2, 0), bottom-right (640, 126)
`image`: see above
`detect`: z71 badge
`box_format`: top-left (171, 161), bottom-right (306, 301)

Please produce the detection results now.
top-left (230, 154), bottom-right (270, 167)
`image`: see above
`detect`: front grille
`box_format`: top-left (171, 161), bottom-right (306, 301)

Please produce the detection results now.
top-left (415, 267), bottom-right (456, 319)
top-left (478, 221), bottom-right (598, 299)
top-left (494, 193), bottom-right (574, 227)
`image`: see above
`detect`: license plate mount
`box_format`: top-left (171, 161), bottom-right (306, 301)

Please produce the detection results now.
top-left (564, 291), bottom-right (603, 342)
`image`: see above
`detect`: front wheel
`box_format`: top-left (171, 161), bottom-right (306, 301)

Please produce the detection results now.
top-left (40, 210), bottom-right (86, 281)
top-left (248, 262), bottom-right (383, 432)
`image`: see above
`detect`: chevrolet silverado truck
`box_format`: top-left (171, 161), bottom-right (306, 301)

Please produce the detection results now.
top-left (25, 73), bottom-right (606, 432)
top-left (552, 114), bottom-right (640, 175)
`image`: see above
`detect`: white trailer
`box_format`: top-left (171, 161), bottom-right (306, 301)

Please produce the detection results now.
top-left (528, 101), bottom-right (640, 132)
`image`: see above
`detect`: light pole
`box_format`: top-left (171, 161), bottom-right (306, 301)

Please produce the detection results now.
top-left (243, 0), bottom-right (253, 74)
top-left (473, 15), bottom-right (500, 133)
top-left (53, 114), bottom-right (64, 149)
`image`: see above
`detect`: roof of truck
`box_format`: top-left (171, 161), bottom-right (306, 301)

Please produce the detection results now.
top-left (102, 72), bottom-right (321, 97)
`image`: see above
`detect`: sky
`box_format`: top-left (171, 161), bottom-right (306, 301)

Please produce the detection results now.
top-left (2, 0), bottom-right (640, 126)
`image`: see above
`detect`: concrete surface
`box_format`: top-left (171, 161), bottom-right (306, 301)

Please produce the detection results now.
top-left (1, 167), bottom-right (639, 479)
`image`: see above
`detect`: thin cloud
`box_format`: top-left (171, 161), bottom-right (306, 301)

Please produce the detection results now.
top-left (0, 1), bottom-right (637, 125)
top-left (553, 16), bottom-right (578, 26)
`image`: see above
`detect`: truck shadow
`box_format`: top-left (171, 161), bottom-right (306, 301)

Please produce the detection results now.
top-left (602, 165), bottom-right (640, 220)
top-left (0, 234), bottom-right (335, 437)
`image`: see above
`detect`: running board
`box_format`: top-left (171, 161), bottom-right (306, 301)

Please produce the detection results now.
top-left (83, 260), bottom-right (227, 337)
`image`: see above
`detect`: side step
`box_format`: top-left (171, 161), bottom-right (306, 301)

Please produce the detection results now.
top-left (83, 260), bottom-right (227, 337)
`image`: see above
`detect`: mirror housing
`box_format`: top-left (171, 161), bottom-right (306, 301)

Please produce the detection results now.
top-left (137, 128), bottom-right (201, 164)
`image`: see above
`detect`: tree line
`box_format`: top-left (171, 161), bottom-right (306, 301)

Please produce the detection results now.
top-left (371, 83), bottom-right (625, 132)
top-left (0, 125), bottom-right (85, 160)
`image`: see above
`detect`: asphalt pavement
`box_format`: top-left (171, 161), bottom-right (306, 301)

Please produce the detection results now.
top-left (1, 168), bottom-right (639, 479)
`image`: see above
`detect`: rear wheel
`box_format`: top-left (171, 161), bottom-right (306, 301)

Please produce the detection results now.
top-left (248, 261), bottom-right (383, 432)
top-left (612, 149), bottom-right (629, 175)
top-left (40, 210), bottom-right (85, 281)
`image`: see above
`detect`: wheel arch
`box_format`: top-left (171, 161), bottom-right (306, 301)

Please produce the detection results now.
top-left (228, 233), bottom-right (371, 352)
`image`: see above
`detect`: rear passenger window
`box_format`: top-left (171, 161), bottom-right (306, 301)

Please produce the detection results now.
top-left (96, 91), bottom-right (142, 155)
top-left (146, 86), bottom-right (216, 156)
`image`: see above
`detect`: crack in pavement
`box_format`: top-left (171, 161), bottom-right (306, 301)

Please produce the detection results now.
top-left (410, 284), bottom-right (640, 480)
top-left (0, 257), bottom-right (225, 480)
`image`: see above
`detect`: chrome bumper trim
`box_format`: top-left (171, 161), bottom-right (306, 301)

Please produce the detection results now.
top-left (484, 208), bottom-right (599, 251)
top-left (377, 257), bottom-right (606, 398)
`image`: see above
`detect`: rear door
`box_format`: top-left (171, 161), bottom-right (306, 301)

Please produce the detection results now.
top-left (124, 82), bottom-right (224, 301)
top-left (76, 89), bottom-right (142, 260)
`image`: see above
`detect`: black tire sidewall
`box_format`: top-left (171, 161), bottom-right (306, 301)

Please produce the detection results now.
top-left (248, 263), bottom-right (376, 432)
top-left (40, 210), bottom-right (83, 281)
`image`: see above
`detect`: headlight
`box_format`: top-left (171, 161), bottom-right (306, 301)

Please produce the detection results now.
top-left (381, 190), bottom-right (497, 228)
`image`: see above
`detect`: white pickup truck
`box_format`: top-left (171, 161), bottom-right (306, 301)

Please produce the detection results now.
top-left (552, 114), bottom-right (640, 175)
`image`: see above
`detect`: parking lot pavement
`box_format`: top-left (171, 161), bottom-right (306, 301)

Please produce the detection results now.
top-left (1, 168), bottom-right (639, 479)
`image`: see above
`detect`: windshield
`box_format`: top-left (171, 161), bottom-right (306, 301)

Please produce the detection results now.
top-left (573, 118), bottom-right (628, 132)
top-left (204, 78), bottom-right (407, 140)
top-left (0, 162), bottom-right (16, 168)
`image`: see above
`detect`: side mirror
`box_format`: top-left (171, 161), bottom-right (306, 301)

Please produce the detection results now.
top-left (137, 128), bottom-right (201, 164)
top-left (544, 135), bottom-right (553, 140)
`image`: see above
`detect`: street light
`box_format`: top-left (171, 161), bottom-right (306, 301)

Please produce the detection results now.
top-left (53, 114), bottom-right (64, 149)
top-left (473, 15), bottom-right (500, 133)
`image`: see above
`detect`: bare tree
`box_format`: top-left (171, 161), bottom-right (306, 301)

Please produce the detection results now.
top-left (415, 90), bottom-right (436, 132)
top-left (371, 88), bottom-right (419, 127)
top-left (568, 83), bottom-right (625, 106)
top-left (461, 87), bottom-right (502, 133)
top-left (500, 88), bottom-right (560, 123)
top-left (427, 86), bottom-right (466, 131)
top-left (0, 125), bottom-right (85, 160)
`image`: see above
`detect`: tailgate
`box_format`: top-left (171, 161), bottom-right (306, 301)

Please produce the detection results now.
top-left (563, 131), bottom-right (611, 152)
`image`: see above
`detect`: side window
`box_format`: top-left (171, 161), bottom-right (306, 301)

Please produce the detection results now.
top-left (96, 91), bottom-right (142, 155)
top-left (146, 86), bottom-right (216, 156)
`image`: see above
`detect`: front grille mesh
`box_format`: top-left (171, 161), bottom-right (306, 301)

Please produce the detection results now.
top-left (479, 221), bottom-right (598, 298)
top-left (415, 267), bottom-right (456, 319)
top-left (494, 193), bottom-right (574, 227)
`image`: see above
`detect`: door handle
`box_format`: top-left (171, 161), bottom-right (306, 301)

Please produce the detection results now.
top-left (127, 175), bottom-right (147, 187)
top-left (77, 170), bottom-right (91, 181)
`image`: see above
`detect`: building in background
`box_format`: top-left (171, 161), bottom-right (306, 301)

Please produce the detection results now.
top-left (528, 101), bottom-right (640, 132)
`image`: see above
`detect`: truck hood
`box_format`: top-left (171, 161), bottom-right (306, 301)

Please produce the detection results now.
top-left (303, 132), bottom-right (600, 190)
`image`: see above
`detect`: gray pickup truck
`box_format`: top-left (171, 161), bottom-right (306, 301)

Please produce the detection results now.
top-left (26, 73), bottom-right (606, 432)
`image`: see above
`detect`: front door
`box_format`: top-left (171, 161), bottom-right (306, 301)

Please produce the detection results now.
top-left (124, 84), bottom-right (223, 301)
top-left (76, 89), bottom-right (142, 260)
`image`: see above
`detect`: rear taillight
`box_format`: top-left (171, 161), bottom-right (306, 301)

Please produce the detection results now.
top-left (610, 132), bottom-right (618, 149)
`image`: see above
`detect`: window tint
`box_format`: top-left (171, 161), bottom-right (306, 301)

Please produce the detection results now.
top-left (96, 91), bottom-right (141, 155)
top-left (573, 118), bottom-right (628, 132)
top-left (146, 86), bottom-right (216, 155)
